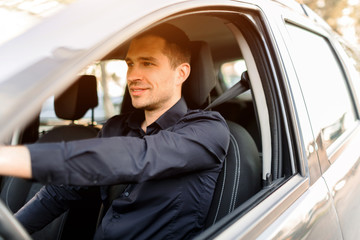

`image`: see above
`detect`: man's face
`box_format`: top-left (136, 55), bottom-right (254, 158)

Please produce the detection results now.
top-left (125, 35), bottom-right (181, 111)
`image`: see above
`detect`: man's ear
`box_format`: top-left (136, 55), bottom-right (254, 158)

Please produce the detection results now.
top-left (176, 63), bottom-right (191, 86)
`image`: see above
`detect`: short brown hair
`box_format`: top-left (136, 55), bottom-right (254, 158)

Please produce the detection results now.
top-left (135, 23), bottom-right (191, 69)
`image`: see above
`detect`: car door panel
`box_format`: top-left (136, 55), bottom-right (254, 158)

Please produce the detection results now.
top-left (322, 125), bottom-right (360, 240)
top-left (257, 176), bottom-right (342, 240)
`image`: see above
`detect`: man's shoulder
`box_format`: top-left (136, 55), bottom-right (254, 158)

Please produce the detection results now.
top-left (100, 111), bottom-right (135, 137)
top-left (173, 109), bottom-right (230, 150)
top-left (182, 109), bottom-right (226, 122)
top-left (175, 109), bottom-right (229, 132)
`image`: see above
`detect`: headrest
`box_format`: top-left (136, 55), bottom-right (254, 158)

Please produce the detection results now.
top-left (182, 41), bottom-right (216, 109)
top-left (55, 75), bottom-right (98, 121)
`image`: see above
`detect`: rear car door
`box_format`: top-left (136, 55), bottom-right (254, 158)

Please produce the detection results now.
top-left (282, 6), bottom-right (360, 240)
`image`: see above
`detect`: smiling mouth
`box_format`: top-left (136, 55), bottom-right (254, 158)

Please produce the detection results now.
top-left (130, 88), bottom-right (148, 96)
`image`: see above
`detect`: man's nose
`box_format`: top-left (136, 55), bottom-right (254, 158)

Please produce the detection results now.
top-left (127, 66), bottom-right (142, 82)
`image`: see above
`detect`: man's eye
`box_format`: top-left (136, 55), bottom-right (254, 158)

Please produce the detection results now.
top-left (143, 62), bottom-right (153, 66)
top-left (126, 62), bottom-right (134, 67)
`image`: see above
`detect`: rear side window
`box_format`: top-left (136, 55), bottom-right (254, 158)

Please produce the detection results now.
top-left (220, 59), bottom-right (247, 89)
top-left (286, 23), bottom-right (356, 151)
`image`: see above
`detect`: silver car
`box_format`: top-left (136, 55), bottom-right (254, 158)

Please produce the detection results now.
top-left (1, 0), bottom-right (360, 239)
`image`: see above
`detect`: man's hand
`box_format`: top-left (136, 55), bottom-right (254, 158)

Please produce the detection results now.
top-left (0, 146), bottom-right (32, 178)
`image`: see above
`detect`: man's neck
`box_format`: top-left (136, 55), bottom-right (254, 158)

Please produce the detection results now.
top-left (142, 97), bottom-right (180, 132)
top-left (142, 107), bottom-right (169, 132)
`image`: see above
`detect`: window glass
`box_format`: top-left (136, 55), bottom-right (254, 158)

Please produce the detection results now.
top-left (220, 59), bottom-right (247, 88)
top-left (286, 23), bottom-right (356, 150)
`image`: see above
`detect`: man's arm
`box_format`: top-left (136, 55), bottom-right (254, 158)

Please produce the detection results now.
top-left (26, 110), bottom-right (230, 186)
top-left (0, 146), bottom-right (32, 178)
top-left (15, 184), bottom-right (95, 234)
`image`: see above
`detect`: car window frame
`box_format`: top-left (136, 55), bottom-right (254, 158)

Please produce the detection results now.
top-left (193, 5), bottom-right (304, 239)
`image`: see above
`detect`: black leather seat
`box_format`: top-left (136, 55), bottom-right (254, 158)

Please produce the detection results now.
top-left (205, 121), bottom-right (262, 226)
top-left (0, 75), bottom-right (101, 240)
top-left (203, 81), bottom-right (262, 225)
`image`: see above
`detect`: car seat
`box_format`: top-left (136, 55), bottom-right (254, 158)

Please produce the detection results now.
top-left (0, 75), bottom-right (101, 240)
top-left (204, 120), bottom-right (262, 226)
top-left (203, 74), bottom-right (262, 226)
top-left (183, 41), bottom-right (262, 226)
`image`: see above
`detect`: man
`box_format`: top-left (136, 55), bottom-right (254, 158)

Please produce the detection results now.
top-left (0, 24), bottom-right (230, 239)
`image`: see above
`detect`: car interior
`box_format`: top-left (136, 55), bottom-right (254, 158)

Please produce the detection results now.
top-left (1, 75), bottom-right (102, 240)
top-left (0, 10), bottom-right (294, 239)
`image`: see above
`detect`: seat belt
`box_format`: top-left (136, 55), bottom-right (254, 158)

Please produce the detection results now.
top-left (205, 71), bottom-right (250, 110)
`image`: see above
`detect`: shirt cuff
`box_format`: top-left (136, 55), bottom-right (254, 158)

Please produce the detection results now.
top-left (27, 142), bottom-right (66, 184)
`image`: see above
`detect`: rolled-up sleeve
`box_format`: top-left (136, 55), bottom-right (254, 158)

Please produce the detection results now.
top-left (28, 110), bottom-right (230, 186)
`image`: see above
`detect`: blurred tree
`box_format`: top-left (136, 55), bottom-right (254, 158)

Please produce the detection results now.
top-left (350, 2), bottom-right (360, 41)
top-left (303, 0), bottom-right (348, 33)
top-left (302, 0), bottom-right (360, 45)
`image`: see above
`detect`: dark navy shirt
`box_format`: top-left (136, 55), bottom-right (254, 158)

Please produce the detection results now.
top-left (17, 98), bottom-right (230, 239)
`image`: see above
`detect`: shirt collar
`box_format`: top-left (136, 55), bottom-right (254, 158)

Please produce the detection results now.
top-left (127, 97), bottom-right (188, 131)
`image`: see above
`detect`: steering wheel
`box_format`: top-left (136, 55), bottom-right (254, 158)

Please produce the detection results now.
top-left (0, 199), bottom-right (31, 240)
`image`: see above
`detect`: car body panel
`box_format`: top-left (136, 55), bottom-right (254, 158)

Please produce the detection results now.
top-left (256, 176), bottom-right (342, 240)
top-left (323, 126), bottom-right (360, 240)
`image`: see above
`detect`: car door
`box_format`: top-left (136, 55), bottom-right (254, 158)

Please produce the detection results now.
top-left (304, 20), bottom-right (360, 240)
top-left (326, 39), bottom-right (360, 240)
top-left (280, 6), bottom-right (360, 240)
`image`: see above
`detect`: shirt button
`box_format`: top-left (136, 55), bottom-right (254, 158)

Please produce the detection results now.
top-left (124, 192), bottom-right (129, 197)
top-left (93, 179), bottom-right (98, 184)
